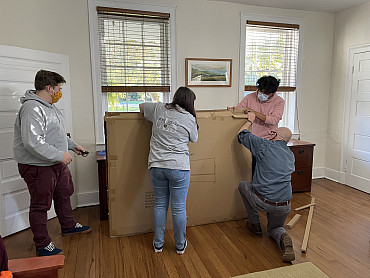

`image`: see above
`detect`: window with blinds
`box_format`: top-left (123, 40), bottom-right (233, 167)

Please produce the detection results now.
top-left (244, 21), bottom-right (299, 92)
top-left (97, 7), bottom-right (171, 112)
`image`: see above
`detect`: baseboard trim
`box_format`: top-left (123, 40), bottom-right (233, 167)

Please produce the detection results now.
top-left (312, 167), bottom-right (346, 185)
top-left (324, 168), bottom-right (339, 182)
top-left (323, 168), bottom-right (346, 184)
top-left (312, 167), bottom-right (325, 179)
top-left (77, 191), bottom-right (99, 207)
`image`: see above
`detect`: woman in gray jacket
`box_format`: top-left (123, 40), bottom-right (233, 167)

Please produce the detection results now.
top-left (140, 87), bottom-right (198, 255)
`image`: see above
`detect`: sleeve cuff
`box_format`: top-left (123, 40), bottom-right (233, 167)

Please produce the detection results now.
top-left (238, 129), bottom-right (250, 143)
top-left (68, 138), bottom-right (78, 151)
top-left (56, 151), bottom-right (64, 162)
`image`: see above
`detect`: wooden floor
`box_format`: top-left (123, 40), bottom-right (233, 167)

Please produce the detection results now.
top-left (3, 178), bottom-right (370, 277)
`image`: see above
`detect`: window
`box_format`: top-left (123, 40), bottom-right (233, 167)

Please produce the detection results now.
top-left (97, 7), bottom-right (171, 112)
top-left (240, 15), bottom-right (302, 133)
top-left (89, 1), bottom-right (176, 144)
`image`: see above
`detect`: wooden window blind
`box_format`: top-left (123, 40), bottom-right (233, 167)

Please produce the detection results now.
top-left (244, 20), bottom-right (299, 92)
top-left (97, 6), bottom-right (170, 93)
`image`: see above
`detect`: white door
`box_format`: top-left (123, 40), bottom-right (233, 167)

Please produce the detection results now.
top-left (0, 45), bottom-right (75, 237)
top-left (345, 50), bottom-right (370, 193)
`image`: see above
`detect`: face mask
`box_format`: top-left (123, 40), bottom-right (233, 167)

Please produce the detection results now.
top-left (257, 91), bottom-right (269, 102)
top-left (51, 91), bottom-right (63, 103)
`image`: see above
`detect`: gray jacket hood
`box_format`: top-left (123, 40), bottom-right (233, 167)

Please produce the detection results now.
top-left (20, 89), bottom-right (52, 106)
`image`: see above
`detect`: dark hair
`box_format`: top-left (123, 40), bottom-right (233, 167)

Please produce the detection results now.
top-left (34, 70), bottom-right (66, 91)
top-left (256, 76), bottom-right (280, 95)
top-left (166, 87), bottom-right (198, 128)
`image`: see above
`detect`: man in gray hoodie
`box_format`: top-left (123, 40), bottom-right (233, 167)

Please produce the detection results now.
top-left (13, 70), bottom-right (91, 256)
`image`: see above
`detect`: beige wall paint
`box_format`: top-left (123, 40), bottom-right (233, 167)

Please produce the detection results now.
top-left (326, 2), bottom-right (370, 173)
top-left (0, 0), bottom-right (334, 200)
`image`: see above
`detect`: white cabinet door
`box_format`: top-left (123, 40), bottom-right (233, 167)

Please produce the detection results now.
top-left (0, 45), bottom-right (75, 237)
top-left (345, 51), bottom-right (370, 193)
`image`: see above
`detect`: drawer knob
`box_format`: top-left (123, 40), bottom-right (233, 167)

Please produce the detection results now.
top-left (298, 170), bottom-right (304, 175)
top-left (299, 149), bottom-right (305, 154)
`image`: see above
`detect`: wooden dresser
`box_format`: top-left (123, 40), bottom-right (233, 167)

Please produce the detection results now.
top-left (96, 151), bottom-right (108, 220)
top-left (288, 139), bottom-right (315, 192)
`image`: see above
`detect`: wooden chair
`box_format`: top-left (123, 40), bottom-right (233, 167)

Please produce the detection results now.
top-left (8, 255), bottom-right (64, 278)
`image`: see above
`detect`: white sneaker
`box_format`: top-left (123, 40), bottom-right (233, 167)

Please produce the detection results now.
top-left (153, 241), bottom-right (163, 253)
top-left (176, 239), bottom-right (187, 255)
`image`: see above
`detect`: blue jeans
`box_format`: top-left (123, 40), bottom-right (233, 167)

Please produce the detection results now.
top-left (150, 167), bottom-right (190, 250)
top-left (238, 181), bottom-right (291, 247)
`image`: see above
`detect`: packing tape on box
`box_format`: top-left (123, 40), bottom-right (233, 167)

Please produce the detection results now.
top-left (198, 110), bottom-right (232, 119)
top-left (232, 114), bottom-right (249, 119)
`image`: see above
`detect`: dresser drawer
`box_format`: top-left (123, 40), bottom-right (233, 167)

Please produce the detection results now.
top-left (291, 167), bottom-right (312, 192)
top-left (289, 145), bottom-right (314, 168)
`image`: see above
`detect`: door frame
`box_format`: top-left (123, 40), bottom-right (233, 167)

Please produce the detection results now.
top-left (340, 44), bottom-right (370, 185)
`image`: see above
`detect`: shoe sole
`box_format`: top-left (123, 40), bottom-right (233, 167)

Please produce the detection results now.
top-left (62, 227), bottom-right (92, 237)
top-left (282, 234), bottom-right (295, 262)
top-left (282, 249), bottom-right (295, 262)
top-left (36, 250), bottom-right (64, 256)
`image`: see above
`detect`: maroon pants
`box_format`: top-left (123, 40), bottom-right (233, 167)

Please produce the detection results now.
top-left (18, 163), bottom-right (76, 249)
top-left (0, 236), bottom-right (8, 271)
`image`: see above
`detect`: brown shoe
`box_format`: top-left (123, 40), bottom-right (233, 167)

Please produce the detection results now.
top-left (247, 221), bottom-right (262, 236)
top-left (281, 233), bottom-right (295, 262)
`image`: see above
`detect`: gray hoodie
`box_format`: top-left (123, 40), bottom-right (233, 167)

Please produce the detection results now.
top-left (13, 90), bottom-right (77, 166)
top-left (144, 102), bottom-right (198, 170)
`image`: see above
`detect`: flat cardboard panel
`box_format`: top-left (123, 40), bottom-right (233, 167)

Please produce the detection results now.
top-left (105, 110), bottom-right (252, 237)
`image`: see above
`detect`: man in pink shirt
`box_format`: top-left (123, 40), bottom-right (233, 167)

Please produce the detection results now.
top-left (229, 76), bottom-right (285, 177)
top-left (228, 76), bottom-right (284, 139)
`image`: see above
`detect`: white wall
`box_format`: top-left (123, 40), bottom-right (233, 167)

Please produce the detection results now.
top-left (0, 0), bottom-right (334, 204)
top-left (326, 2), bottom-right (370, 175)
top-left (0, 0), bottom-right (99, 205)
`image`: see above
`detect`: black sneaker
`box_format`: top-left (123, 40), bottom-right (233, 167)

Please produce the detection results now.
top-left (176, 239), bottom-right (187, 255)
top-left (153, 242), bottom-right (163, 253)
top-left (62, 223), bottom-right (92, 236)
top-left (36, 242), bottom-right (62, 256)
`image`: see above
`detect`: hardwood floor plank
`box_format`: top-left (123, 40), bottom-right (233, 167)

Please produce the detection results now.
top-left (187, 227), bottom-right (230, 278)
top-left (180, 239), bottom-right (211, 278)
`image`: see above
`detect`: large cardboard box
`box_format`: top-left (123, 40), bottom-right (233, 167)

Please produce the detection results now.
top-left (105, 110), bottom-right (252, 237)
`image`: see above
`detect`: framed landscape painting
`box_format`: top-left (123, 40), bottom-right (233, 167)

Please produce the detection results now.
top-left (185, 58), bottom-right (232, 87)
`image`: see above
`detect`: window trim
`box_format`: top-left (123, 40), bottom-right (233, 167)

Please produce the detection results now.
top-left (239, 13), bottom-right (305, 135)
top-left (88, 0), bottom-right (177, 144)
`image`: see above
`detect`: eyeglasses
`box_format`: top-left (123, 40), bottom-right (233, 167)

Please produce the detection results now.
top-left (81, 150), bottom-right (89, 157)
top-left (269, 130), bottom-right (277, 140)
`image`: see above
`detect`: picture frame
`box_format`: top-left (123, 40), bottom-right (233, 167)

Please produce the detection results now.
top-left (185, 58), bottom-right (232, 87)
